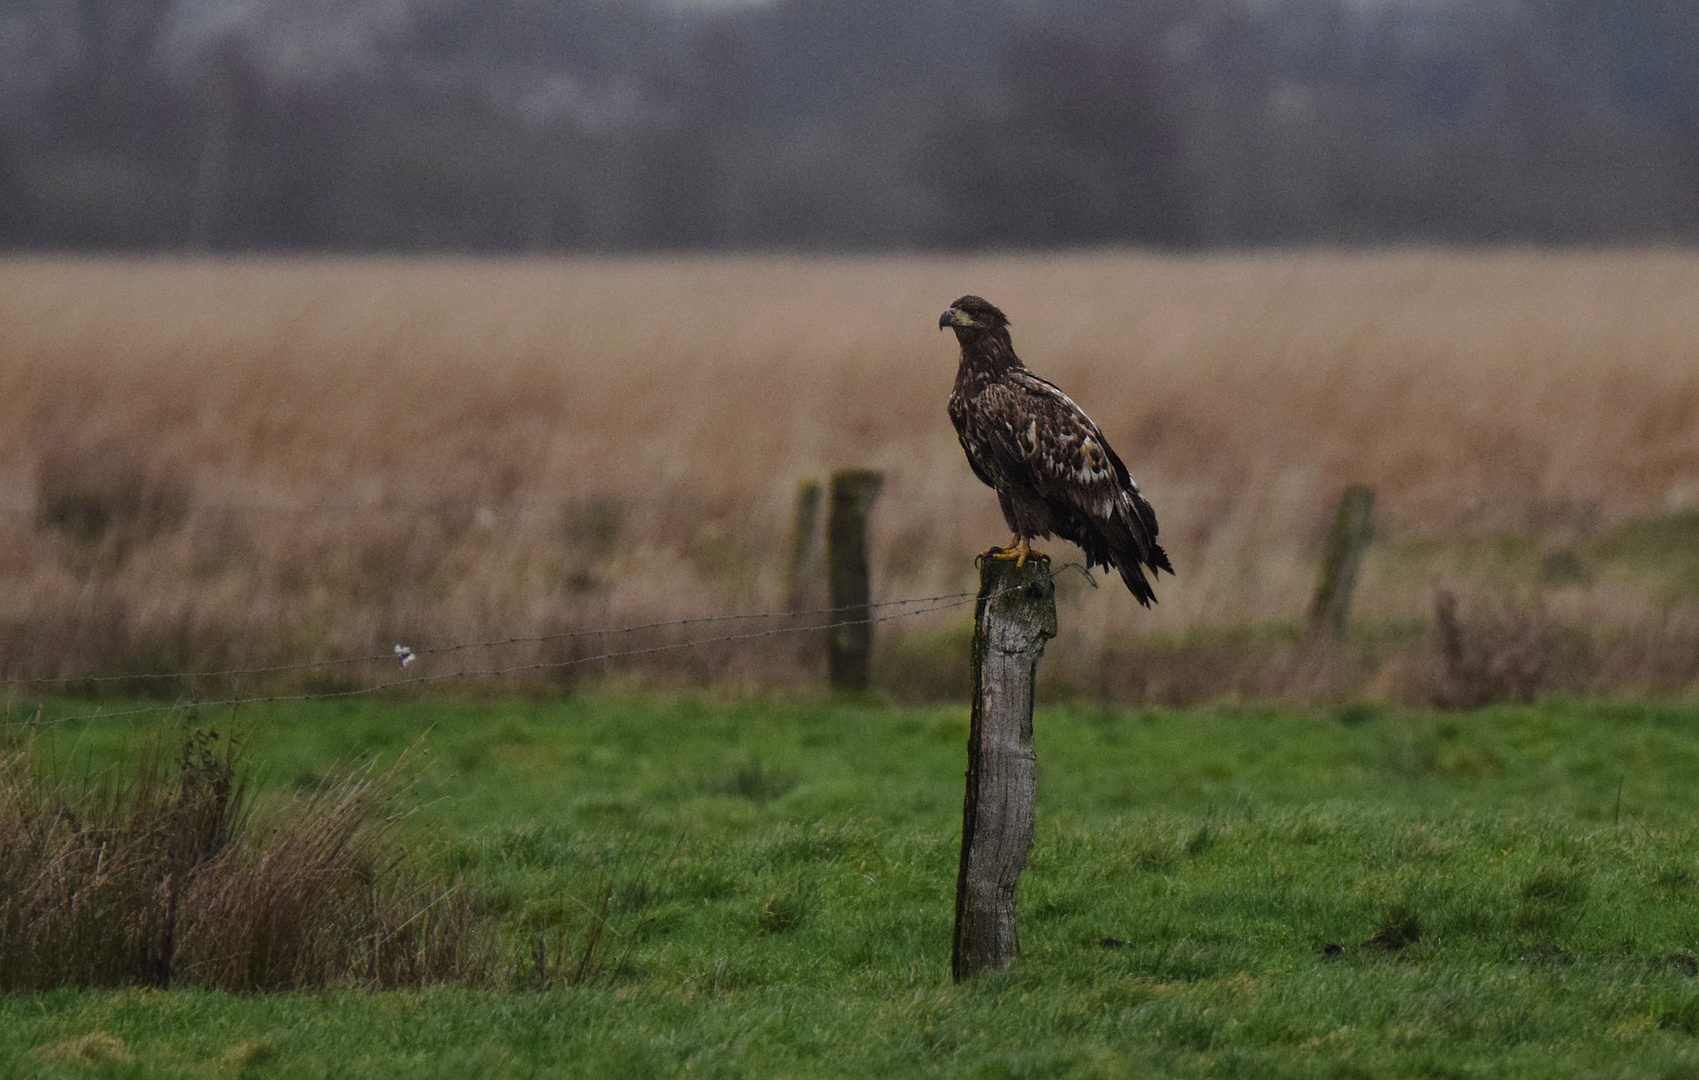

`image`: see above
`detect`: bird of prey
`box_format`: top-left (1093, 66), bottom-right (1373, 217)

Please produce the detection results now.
top-left (941, 295), bottom-right (1172, 606)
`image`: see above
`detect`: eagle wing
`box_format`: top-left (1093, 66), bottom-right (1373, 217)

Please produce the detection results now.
top-left (956, 372), bottom-right (1171, 602)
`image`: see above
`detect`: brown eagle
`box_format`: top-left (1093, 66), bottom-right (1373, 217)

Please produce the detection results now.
top-left (941, 295), bottom-right (1171, 605)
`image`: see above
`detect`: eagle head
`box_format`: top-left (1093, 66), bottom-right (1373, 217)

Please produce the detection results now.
top-left (939, 295), bottom-right (1010, 336)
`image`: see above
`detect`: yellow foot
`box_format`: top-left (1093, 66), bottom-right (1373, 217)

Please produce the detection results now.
top-left (986, 537), bottom-right (1044, 568)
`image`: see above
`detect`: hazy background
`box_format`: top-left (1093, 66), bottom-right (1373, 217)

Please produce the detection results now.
top-left (7, 2), bottom-right (1699, 708)
top-left (3, 0), bottom-right (1697, 253)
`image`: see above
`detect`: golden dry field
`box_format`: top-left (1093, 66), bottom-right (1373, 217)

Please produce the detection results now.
top-left (5, 250), bottom-right (1699, 702)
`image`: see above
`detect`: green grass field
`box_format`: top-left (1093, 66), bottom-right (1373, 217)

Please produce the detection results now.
top-left (9, 693), bottom-right (1699, 1078)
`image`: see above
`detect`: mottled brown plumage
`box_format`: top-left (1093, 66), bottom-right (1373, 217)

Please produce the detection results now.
top-left (941, 295), bottom-right (1172, 605)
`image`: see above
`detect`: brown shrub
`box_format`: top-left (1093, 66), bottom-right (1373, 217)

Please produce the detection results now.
top-left (0, 731), bottom-right (490, 992)
top-left (1429, 588), bottom-right (1550, 708)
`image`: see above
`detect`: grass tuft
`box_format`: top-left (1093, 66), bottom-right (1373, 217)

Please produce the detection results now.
top-left (219, 1040), bottom-right (277, 1071)
top-left (1515, 867), bottom-right (1589, 935)
top-left (0, 730), bottom-right (490, 992)
top-left (30, 1031), bottom-right (133, 1066)
top-left (710, 760), bottom-right (797, 804)
top-left (1367, 905), bottom-right (1423, 951)
top-left (1184, 825), bottom-right (1216, 857)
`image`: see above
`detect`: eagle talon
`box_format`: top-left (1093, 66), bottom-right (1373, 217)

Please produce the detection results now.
top-left (986, 537), bottom-right (1044, 567)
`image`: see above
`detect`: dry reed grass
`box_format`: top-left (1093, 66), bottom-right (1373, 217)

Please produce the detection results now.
top-left (0, 730), bottom-right (490, 991)
top-left (3, 250), bottom-right (1699, 702)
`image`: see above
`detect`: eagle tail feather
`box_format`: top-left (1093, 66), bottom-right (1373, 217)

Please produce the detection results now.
top-left (1072, 510), bottom-right (1170, 607)
top-left (1116, 559), bottom-right (1158, 608)
top-left (1148, 541), bottom-right (1174, 576)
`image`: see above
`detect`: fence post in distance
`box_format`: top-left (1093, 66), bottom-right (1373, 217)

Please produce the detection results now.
top-left (952, 554), bottom-right (1056, 981)
top-left (785, 478), bottom-right (822, 611)
top-left (826, 469), bottom-right (883, 691)
top-left (1308, 484), bottom-right (1375, 641)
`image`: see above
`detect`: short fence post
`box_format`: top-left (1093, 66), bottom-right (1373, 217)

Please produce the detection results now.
top-left (953, 554), bottom-right (1056, 981)
top-left (784, 478), bottom-right (823, 611)
top-left (1308, 485), bottom-right (1375, 641)
top-left (826, 469), bottom-right (883, 691)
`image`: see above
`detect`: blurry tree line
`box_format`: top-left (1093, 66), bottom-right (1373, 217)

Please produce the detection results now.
top-left (1, 0), bottom-right (1695, 251)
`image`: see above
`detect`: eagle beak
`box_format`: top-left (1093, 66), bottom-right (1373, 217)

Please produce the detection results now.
top-left (939, 308), bottom-right (964, 330)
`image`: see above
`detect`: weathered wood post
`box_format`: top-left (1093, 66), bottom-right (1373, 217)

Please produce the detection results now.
top-left (784, 478), bottom-right (823, 611)
top-left (826, 469), bottom-right (883, 691)
top-left (1307, 485), bottom-right (1375, 641)
top-left (953, 554), bottom-right (1057, 981)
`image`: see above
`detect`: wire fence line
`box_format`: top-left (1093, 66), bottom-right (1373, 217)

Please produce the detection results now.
top-left (1, 569), bottom-right (1087, 730)
top-left (5, 596), bottom-right (975, 729)
top-left (1, 500), bottom-right (650, 517)
top-left (0, 590), bottom-right (987, 690)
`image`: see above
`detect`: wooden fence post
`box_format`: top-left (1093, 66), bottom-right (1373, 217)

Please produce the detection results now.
top-left (953, 554), bottom-right (1057, 981)
top-left (826, 469), bottom-right (882, 691)
top-left (1308, 485), bottom-right (1375, 641)
top-left (784, 478), bottom-right (823, 611)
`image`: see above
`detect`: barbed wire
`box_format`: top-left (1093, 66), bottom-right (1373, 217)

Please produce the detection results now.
top-left (3, 562), bottom-right (1087, 732)
top-left (5, 593), bottom-right (994, 730)
top-left (0, 500), bottom-right (639, 517)
top-left (0, 591), bottom-right (983, 689)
